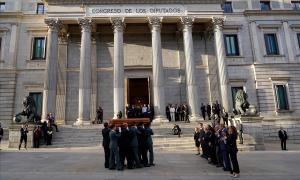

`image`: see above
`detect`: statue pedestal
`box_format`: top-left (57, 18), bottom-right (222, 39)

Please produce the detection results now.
top-left (8, 124), bottom-right (34, 148)
top-left (233, 115), bottom-right (265, 150)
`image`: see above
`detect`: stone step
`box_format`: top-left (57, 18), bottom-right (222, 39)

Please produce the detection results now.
top-left (48, 122), bottom-right (257, 151)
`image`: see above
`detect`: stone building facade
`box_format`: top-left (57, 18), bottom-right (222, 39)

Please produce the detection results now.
top-left (0, 0), bottom-right (300, 141)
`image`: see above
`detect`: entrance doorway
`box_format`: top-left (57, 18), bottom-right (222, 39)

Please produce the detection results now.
top-left (128, 78), bottom-right (150, 107)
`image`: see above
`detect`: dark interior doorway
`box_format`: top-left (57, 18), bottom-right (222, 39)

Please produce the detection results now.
top-left (128, 78), bottom-right (149, 107)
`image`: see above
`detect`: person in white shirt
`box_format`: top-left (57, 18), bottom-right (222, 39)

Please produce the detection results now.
top-left (170, 105), bottom-right (175, 122)
top-left (142, 104), bottom-right (148, 118)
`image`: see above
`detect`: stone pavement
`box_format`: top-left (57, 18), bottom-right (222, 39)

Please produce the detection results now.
top-left (1, 147), bottom-right (300, 180)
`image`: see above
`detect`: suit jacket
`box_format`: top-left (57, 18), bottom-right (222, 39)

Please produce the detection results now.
top-left (144, 127), bottom-right (154, 145)
top-left (119, 127), bottom-right (130, 149)
top-left (109, 129), bottom-right (121, 149)
top-left (129, 127), bottom-right (140, 147)
top-left (102, 127), bottom-right (110, 148)
top-left (278, 130), bottom-right (288, 140)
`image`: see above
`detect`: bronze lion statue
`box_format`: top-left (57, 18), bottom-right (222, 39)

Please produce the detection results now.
top-left (14, 96), bottom-right (40, 123)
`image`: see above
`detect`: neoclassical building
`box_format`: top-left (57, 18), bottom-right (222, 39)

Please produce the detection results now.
top-left (0, 0), bottom-right (300, 128)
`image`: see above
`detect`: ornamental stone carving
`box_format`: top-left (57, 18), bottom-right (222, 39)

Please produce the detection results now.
top-left (148, 17), bottom-right (163, 30)
top-left (44, 18), bottom-right (62, 32)
top-left (181, 16), bottom-right (194, 30)
top-left (212, 17), bottom-right (225, 31)
top-left (111, 17), bottom-right (125, 32)
top-left (78, 18), bottom-right (93, 32)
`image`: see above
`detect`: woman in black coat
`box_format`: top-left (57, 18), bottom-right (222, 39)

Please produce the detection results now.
top-left (194, 127), bottom-right (201, 155)
top-left (208, 126), bottom-right (217, 165)
top-left (227, 126), bottom-right (240, 178)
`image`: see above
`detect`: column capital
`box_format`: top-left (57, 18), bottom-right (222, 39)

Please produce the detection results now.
top-left (111, 17), bottom-right (125, 32)
top-left (78, 17), bottom-right (93, 32)
top-left (212, 17), bottom-right (225, 31)
top-left (181, 16), bottom-right (194, 31)
top-left (148, 17), bottom-right (163, 30)
top-left (45, 18), bottom-right (62, 32)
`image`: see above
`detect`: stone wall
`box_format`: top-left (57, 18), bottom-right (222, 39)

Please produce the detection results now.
top-left (263, 118), bottom-right (300, 144)
top-left (255, 64), bottom-right (300, 117)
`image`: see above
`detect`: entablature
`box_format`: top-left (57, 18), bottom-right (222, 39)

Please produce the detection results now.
top-left (46, 0), bottom-right (225, 5)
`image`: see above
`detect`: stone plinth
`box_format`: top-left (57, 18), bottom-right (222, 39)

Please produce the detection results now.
top-left (8, 124), bottom-right (34, 148)
top-left (233, 115), bottom-right (265, 150)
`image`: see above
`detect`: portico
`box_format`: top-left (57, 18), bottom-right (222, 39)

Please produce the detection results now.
top-left (41, 14), bottom-right (227, 125)
top-left (37, 0), bottom-right (230, 125)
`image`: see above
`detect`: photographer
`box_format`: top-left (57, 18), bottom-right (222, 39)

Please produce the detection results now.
top-left (18, 123), bottom-right (28, 150)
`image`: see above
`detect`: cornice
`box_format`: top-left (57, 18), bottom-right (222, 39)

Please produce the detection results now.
top-left (244, 10), bottom-right (300, 16)
top-left (0, 12), bottom-right (24, 18)
top-left (46, 0), bottom-right (225, 5)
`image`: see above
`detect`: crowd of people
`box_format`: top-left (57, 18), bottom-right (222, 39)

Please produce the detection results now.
top-left (194, 123), bottom-right (240, 178)
top-left (125, 104), bottom-right (154, 121)
top-left (18, 112), bottom-right (59, 150)
top-left (102, 122), bottom-right (155, 171)
top-left (165, 104), bottom-right (190, 122)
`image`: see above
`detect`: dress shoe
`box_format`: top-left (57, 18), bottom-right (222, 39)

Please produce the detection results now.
top-left (149, 163), bottom-right (155, 166)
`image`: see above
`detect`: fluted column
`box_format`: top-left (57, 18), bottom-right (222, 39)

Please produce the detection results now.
top-left (111, 17), bottom-right (125, 119)
top-left (148, 17), bottom-right (168, 123)
top-left (75, 18), bottom-right (93, 126)
top-left (212, 17), bottom-right (230, 112)
top-left (41, 18), bottom-right (61, 122)
top-left (181, 17), bottom-right (200, 121)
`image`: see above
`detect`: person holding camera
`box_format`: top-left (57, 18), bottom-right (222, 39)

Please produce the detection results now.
top-left (19, 123), bottom-right (28, 150)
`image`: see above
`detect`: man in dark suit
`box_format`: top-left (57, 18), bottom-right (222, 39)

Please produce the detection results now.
top-left (102, 122), bottom-right (110, 168)
top-left (129, 124), bottom-right (142, 168)
top-left (278, 127), bottom-right (288, 150)
top-left (144, 123), bottom-right (155, 166)
top-left (119, 123), bottom-right (131, 169)
top-left (200, 103), bottom-right (206, 120)
top-left (137, 123), bottom-right (149, 167)
top-left (207, 104), bottom-right (212, 120)
top-left (109, 124), bottom-right (122, 170)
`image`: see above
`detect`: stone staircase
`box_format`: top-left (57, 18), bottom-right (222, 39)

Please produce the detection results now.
top-left (47, 122), bottom-right (255, 151)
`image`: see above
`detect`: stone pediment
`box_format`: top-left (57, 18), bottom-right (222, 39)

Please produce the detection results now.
top-left (46, 0), bottom-right (224, 5)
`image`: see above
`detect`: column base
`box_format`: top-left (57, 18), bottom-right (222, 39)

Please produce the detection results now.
top-left (73, 119), bottom-right (91, 126)
top-left (151, 116), bottom-right (169, 124)
top-left (189, 115), bottom-right (201, 122)
top-left (41, 118), bottom-right (48, 123)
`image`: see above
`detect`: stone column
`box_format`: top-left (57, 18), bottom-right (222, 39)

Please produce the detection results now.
top-left (249, 21), bottom-right (261, 62)
top-left (283, 21), bottom-right (294, 62)
top-left (56, 28), bottom-right (68, 125)
top-left (148, 17), bottom-right (168, 123)
top-left (181, 17), bottom-right (200, 121)
top-left (8, 24), bottom-right (18, 68)
top-left (75, 18), bottom-right (93, 126)
top-left (41, 18), bottom-right (61, 122)
top-left (212, 17), bottom-right (230, 112)
top-left (111, 17), bottom-right (125, 119)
